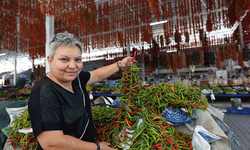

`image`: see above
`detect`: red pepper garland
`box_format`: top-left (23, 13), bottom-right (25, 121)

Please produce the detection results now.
top-left (171, 53), bottom-right (177, 74)
top-left (216, 51), bottom-right (222, 69)
top-left (2, 0), bottom-right (248, 63)
top-left (225, 44), bottom-right (232, 59)
top-left (147, 0), bottom-right (161, 21)
top-left (238, 50), bottom-right (244, 68)
top-left (231, 44), bottom-right (238, 61)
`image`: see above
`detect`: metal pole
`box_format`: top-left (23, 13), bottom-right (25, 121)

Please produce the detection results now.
top-left (45, 15), bottom-right (54, 73)
top-left (141, 46), bottom-right (145, 81)
top-left (127, 44), bottom-right (130, 56)
top-left (14, 59), bottom-right (17, 86)
top-left (32, 59), bottom-right (34, 72)
top-left (239, 21), bottom-right (244, 49)
top-left (15, 3), bottom-right (20, 87)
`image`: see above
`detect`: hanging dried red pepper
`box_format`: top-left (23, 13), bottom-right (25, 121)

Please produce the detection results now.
top-left (231, 44), bottom-right (237, 61)
top-left (225, 44), bottom-right (232, 59)
top-left (238, 50), bottom-right (244, 68)
top-left (177, 52), bottom-right (183, 69)
top-left (172, 53), bottom-right (178, 74)
top-left (219, 46), bottom-right (225, 62)
top-left (216, 51), bottom-right (222, 69)
top-left (200, 49), bottom-right (205, 65)
top-left (181, 51), bottom-right (186, 65)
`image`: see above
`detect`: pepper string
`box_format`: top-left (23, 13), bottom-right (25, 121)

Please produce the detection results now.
top-left (5, 108), bottom-right (37, 150)
top-left (92, 62), bottom-right (198, 149)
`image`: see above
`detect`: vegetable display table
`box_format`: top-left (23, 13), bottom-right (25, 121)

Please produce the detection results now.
top-left (206, 94), bottom-right (250, 98)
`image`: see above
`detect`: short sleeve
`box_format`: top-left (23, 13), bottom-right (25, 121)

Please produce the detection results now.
top-left (28, 83), bottom-right (63, 137)
top-left (39, 84), bottom-right (63, 129)
top-left (78, 71), bottom-right (91, 86)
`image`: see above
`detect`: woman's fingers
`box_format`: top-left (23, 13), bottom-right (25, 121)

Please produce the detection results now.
top-left (99, 142), bottom-right (117, 150)
top-left (122, 56), bottom-right (135, 66)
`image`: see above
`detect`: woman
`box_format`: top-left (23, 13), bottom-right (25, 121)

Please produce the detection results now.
top-left (28, 31), bottom-right (135, 150)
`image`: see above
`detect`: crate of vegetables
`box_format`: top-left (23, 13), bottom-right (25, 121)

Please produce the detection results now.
top-left (241, 107), bottom-right (250, 115)
top-left (224, 87), bottom-right (237, 95)
top-left (210, 85), bottom-right (224, 94)
top-left (236, 90), bottom-right (249, 94)
top-left (200, 84), bottom-right (209, 90)
top-left (226, 107), bottom-right (241, 114)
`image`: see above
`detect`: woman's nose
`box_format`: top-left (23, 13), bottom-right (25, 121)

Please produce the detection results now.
top-left (68, 61), bottom-right (77, 68)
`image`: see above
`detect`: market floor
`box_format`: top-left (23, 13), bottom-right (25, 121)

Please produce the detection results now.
top-left (211, 101), bottom-right (250, 150)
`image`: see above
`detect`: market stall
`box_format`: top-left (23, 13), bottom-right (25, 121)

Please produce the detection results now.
top-left (1, 63), bottom-right (237, 150)
top-left (1, 0), bottom-right (250, 149)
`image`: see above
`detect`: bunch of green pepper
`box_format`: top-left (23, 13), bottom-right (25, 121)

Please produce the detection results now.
top-left (92, 62), bottom-right (202, 149)
top-left (5, 108), bottom-right (37, 149)
top-left (142, 83), bottom-right (208, 116)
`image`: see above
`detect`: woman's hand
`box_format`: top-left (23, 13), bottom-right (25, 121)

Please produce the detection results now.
top-left (99, 142), bottom-right (118, 150)
top-left (120, 57), bottom-right (136, 67)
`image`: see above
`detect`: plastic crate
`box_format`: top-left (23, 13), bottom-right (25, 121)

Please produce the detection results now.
top-left (226, 107), bottom-right (241, 114)
top-left (241, 107), bottom-right (250, 115)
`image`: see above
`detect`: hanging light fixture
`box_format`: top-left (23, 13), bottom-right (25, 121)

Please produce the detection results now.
top-left (150, 20), bottom-right (168, 26)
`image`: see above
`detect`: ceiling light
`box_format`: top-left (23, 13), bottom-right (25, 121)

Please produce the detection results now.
top-left (0, 53), bottom-right (6, 56)
top-left (166, 50), bottom-right (177, 53)
top-left (106, 57), bottom-right (114, 60)
top-left (150, 20), bottom-right (168, 26)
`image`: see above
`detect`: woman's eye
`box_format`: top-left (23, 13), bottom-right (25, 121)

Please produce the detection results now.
top-left (76, 58), bottom-right (82, 62)
top-left (61, 58), bottom-right (68, 61)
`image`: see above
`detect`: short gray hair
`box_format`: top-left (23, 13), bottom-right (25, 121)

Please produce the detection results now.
top-left (49, 31), bottom-right (82, 59)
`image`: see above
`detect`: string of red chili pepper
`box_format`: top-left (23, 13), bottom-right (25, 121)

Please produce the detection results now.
top-left (231, 44), bottom-right (238, 61)
top-left (93, 60), bottom-right (197, 149)
top-left (216, 51), bottom-right (222, 69)
top-left (238, 50), bottom-right (244, 68)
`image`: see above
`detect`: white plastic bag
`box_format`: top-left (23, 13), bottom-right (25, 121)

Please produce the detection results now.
top-left (192, 125), bottom-right (222, 150)
top-left (18, 128), bottom-right (33, 134)
top-left (2, 105), bottom-right (28, 136)
top-left (6, 105), bottom-right (28, 125)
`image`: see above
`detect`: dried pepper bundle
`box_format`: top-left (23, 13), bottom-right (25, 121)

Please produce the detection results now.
top-left (238, 50), bottom-right (244, 68)
top-left (216, 51), bottom-right (222, 69)
top-left (219, 46), bottom-right (225, 62)
top-left (181, 51), bottom-right (187, 65)
top-left (199, 50), bottom-right (205, 65)
top-left (162, 52), bottom-right (168, 68)
top-left (231, 44), bottom-right (237, 61)
top-left (225, 45), bottom-right (232, 59)
top-left (173, 53), bottom-right (178, 74)
top-left (177, 52), bottom-right (183, 69)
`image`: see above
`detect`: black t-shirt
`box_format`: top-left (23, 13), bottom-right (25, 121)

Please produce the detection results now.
top-left (28, 71), bottom-right (94, 150)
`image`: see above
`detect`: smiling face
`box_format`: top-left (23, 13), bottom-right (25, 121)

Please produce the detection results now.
top-left (48, 45), bottom-right (83, 84)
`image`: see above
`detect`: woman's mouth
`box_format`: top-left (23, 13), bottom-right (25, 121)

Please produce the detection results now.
top-left (67, 71), bottom-right (77, 75)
